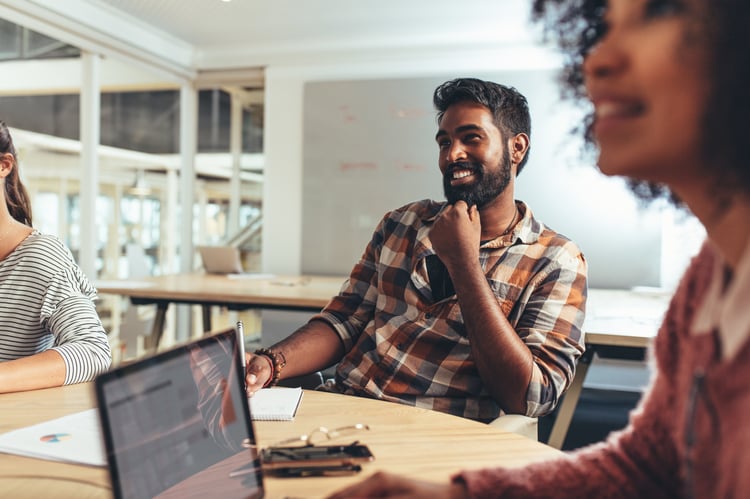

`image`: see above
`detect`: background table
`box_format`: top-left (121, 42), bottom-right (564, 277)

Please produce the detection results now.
top-left (95, 274), bottom-right (344, 348)
top-left (0, 383), bottom-right (562, 498)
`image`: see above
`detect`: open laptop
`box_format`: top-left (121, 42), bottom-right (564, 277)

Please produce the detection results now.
top-left (95, 328), bottom-right (264, 499)
top-left (197, 245), bottom-right (245, 274)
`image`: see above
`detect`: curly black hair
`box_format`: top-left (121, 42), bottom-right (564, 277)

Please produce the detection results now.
top-left (433, 78), bottom-right (532, 174)
top-left (530, 0), bottom-right (750, 203)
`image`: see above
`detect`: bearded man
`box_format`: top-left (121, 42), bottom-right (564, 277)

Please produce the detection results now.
top-left (245, 78), bottom-right (588, 424)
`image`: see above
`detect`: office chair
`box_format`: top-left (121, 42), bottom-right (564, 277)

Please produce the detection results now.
top-left (277, 371), bottom-right (325, 390)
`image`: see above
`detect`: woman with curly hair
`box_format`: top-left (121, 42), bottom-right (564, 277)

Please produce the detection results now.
top-left (328, 0), bottom-right (750, 497)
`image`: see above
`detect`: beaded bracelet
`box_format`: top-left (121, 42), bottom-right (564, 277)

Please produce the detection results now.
top-left (254, 348), bottom-right (286, 387)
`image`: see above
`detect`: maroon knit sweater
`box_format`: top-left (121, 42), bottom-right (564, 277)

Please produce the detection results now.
top-left (457, 243), bottom-right (750, 498)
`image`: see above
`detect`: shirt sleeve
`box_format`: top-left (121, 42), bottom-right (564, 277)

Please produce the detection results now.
top-left (311, 213), bottom-right (389, 350)
top-left (41, 267), bottom-right (112, 384)
top-left (519, 246), bottom-right (588, 417)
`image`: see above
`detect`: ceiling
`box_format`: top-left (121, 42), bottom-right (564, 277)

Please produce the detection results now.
top-left (98, 0), bottom-right (520, 45)
top-left (88, 0), bottom-right (540, 72)
top-left (0, 0), bottom-right (548, 191)
top-left (0, 0), bottom-right (547, 84)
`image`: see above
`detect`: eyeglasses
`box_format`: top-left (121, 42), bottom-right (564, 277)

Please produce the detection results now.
top-left (271, 423), bottom-right (370, 448)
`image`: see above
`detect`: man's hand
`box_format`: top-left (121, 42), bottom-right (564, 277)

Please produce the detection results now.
top-left (244, 353), bottom-right (273, 396)
top-left (431, 200), bottom-right (481, 271)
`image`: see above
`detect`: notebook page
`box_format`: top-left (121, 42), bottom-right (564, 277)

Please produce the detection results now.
top-left (248, 387), bottom-right (303, 421)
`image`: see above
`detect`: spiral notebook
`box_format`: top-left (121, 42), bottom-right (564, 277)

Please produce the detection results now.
top-left (248, 387), bottom-right (303, 421)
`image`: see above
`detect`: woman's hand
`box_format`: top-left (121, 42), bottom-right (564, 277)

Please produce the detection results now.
top-left (326, 471), bottom-right (467, 499)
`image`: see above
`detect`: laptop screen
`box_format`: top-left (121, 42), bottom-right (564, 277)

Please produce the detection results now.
top-left (95, 329), bottom-right (264, 499)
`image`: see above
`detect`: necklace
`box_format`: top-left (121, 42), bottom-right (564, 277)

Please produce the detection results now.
top-left (501, 207), bottom-right (519, 236)
top-left (480, 207), bottom-right (520, 246)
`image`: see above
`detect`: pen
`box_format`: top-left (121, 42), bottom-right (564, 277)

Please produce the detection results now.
top-left (237, 320), bottom-right (246, 388)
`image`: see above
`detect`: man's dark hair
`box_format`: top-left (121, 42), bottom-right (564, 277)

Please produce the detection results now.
top-left (433, 78), bottom-right (532, 174)
top-left (531, 0), bottom-right (750, 204)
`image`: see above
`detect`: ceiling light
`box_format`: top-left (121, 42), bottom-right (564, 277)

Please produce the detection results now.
top-left (127, 170), bottom-right (152, 196)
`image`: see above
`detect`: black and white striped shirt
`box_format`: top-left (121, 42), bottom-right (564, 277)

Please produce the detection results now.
top-left (0, 231), bottom-right (111, 384)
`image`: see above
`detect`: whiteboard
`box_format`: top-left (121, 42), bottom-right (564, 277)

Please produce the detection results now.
top-left (301, 72), bottom-right (662, 289)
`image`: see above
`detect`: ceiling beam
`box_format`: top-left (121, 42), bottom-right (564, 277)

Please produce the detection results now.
top-left (0, 58), bottom-right (181, 95)
top-left (0, 0), bottom-right (195, 82)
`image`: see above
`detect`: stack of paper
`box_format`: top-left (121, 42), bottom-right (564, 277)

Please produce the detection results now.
top-left (0, 408), bottom-right (106, 466)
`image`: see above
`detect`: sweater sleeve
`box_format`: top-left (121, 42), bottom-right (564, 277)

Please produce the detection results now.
top-left (47, 295), bottom-right (112, 384)
top-left (42, 267), bottom-right (112, 384)
top-left (455, 363), bottom-right (680, 498)
top-left (454, 244), bottom-right (717, 498)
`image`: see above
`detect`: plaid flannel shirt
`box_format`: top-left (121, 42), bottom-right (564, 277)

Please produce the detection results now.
top-left (313, 199), bottom-right (587, 421)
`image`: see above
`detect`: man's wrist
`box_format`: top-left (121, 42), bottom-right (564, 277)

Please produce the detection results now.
top-left (254, 348), bottom-right (286, 387)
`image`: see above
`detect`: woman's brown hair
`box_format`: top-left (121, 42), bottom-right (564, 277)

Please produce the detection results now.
top-left (0, 121), bottom-right (33, 226)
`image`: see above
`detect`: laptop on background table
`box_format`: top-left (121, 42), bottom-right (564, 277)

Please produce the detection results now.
top-left (197, 245), bottom-right (245, 274)
top-left (95, 328), bottom-right (264, 499)
top-left (197, 245), bottom-right (275, 279)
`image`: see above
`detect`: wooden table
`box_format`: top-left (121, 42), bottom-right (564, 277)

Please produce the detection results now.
top-left (546, 288), bottom-right (672, 448)
top-left (0, 383), bottom-right (109, 499)
top-left (95, 274), bottom-right (345, 348)
top-left (96, 275), bottom-right (672, 448)
top-left (0, 383), bottom-right (562, 499)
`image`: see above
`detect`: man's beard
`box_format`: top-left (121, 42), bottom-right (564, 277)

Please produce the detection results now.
top-left (443, 149), bottom-right (512, 208)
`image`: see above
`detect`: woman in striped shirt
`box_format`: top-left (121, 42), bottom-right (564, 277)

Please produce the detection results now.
top-left (0, 120), bottom-right (111, 392)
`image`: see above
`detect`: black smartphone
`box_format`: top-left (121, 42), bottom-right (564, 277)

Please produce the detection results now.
top-left (271, 464), bottom-right (363, 477)
top-left (426, 254), bottom-right (455, 301)
top-left (260, 443), bottom-right (374, 471)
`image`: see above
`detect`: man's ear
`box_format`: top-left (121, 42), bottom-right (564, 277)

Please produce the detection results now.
top-left (509, 133), bottom-right (530, 167)
top-left (0, 153), bottom-right (14, 179)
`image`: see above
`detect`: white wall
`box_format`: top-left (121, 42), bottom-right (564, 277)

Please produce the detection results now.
top-left (262, 44), bottom-right (562, 274)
